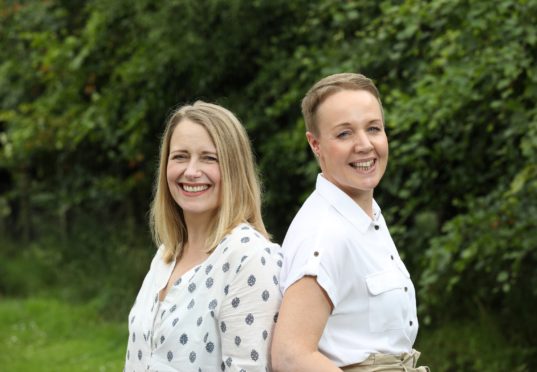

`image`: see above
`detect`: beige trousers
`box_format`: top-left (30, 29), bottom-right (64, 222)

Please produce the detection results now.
top-left (342, 349), bottom-right (430, 372)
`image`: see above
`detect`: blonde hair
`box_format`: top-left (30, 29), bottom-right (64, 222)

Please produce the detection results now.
top-left (150, 101), bottom-right (269, 263)
top-left (301, 72), bottom-right (384, 136)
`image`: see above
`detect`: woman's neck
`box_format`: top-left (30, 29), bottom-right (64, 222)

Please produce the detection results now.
top-left (352, 192), bottom-right (374, 219)
top-left (182, 212), bottom-right (215, 257)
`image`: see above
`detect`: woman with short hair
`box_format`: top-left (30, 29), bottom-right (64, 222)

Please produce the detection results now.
top-left (272, 73), bottom-right (429, 372)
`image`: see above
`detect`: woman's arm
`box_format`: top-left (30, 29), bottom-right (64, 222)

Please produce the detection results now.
top-left (271, 276), bottom-right (342, 372)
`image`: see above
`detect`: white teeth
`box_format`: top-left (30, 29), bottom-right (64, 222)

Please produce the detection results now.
top-left (182, 184), bottom-right (209, 192)
top-left (351, 160), bottom-right (374, 170)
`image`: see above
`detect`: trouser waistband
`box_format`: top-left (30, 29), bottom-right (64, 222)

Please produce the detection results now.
top-left (341, 349), bottom-right (430, 372)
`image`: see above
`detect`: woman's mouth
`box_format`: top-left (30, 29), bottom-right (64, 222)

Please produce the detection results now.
top-left (181, 184), bottom-right (209, 193)
top-left (350, 159), bottom-right (375, 171)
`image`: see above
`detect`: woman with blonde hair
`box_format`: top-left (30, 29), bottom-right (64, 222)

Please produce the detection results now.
top-left (125, 101), bottom-right (282, 372)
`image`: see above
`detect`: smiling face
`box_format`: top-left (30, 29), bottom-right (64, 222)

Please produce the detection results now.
top-left (307, 89), bottom-right (388, 206)
top-left (166, 119), bottom-right (221, 221)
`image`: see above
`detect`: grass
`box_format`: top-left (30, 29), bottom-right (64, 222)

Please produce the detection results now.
top-left (0, 297), bottom-right (127, 372)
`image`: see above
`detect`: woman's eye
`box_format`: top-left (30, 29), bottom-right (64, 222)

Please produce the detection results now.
top-left (368, 126), bottom-right (382, 133)
top-left (337, 131), bottom-right (351, 139)
top-left (171, 154), bottom-right (187, 160)
top-left (204, 155), bottom-right (218, 162)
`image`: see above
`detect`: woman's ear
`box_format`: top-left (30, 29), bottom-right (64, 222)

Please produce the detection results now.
top-left (306, 131), bottom-right (320, 157)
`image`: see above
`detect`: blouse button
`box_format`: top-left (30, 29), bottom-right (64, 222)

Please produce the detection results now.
top-left (374, 225), bottom-right (379, 230)
top-left (313, 251), bottom-right (319, 257)
top-left (409, 320), bottom-right (413, 326)
top-left (404, 287), bottom-right (408, 292)
top-left (390, 255), bottom-right (394, 260)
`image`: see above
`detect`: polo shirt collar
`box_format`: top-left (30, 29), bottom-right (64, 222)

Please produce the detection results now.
top-left (315, 174), bottom-right (381, 233)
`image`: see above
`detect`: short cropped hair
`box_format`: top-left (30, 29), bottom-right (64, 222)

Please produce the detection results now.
top-left (301, 73), bottom-right (384, 136)
top-left (150, 101), bottom-right (269, 263)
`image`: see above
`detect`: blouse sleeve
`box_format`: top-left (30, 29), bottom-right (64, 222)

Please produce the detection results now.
top-left (281, 224), bottom-right (346, 308)
top-left (217, 241), bottom-right (282, 371)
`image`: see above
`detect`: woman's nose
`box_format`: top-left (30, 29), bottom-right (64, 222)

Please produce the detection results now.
top-left (353, 131), bottom-right (374, 152)
top-left (184, 160), bottom-right (202, 178)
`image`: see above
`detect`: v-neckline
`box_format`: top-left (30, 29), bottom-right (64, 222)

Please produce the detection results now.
top-left (160, 261), bottom-right (202, 302)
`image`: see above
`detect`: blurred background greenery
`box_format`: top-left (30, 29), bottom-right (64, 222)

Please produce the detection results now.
top-left (1, 0), bottom-right (536, 370)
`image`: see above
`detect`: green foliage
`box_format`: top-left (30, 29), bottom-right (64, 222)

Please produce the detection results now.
top-left (416, 310), bottom-right (534, 371)
top-left (0, 238), bottom-right (61, 296)
top-left (420, 165), bottom-right (537, 345)
top-left (0, 217), bottom-right (153, 320)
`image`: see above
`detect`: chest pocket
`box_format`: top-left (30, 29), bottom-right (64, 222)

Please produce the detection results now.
top-left (366, 269), bottom-right (408, 332)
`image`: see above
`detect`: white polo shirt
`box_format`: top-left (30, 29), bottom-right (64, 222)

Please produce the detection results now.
top-left (280, 174), bottom-right (418, 366)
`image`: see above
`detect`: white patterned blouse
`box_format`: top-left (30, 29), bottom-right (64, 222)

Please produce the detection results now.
top-left (125, 223), bottom-right (282, 372)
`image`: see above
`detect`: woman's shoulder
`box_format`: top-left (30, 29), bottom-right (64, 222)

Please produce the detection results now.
top-left (285, 207), bottom-right (350, 247)
top-left (227, 223), bottom-right (278, 244)
top-left (220, 223), bottom-right (281, 263)
top-left (150, 244), bottom-right (167, 266)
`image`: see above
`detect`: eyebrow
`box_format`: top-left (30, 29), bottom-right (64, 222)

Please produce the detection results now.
top-left (332, 122), bottom-right (352, 129)
top-left (169, 149), bottom-right (217, 155)
top-left (332, 119), bottom-right (384, 129)
top-left (368, 119), bottom-right (384, 127)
